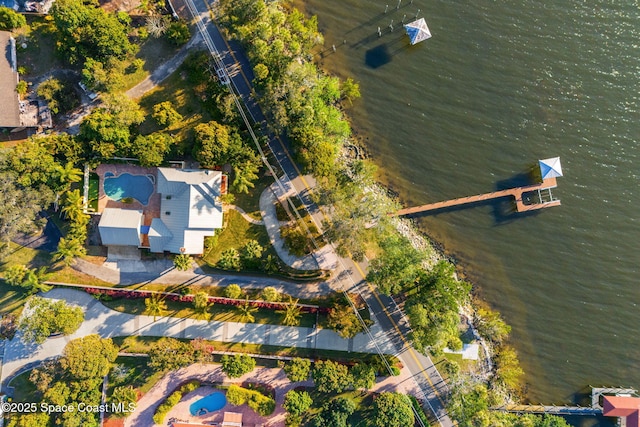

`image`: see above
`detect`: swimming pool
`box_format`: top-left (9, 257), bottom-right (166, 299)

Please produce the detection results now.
top-left (103, 172), bottom-right (154, 205)
top-left (189, 392), bottom-right (227, 416)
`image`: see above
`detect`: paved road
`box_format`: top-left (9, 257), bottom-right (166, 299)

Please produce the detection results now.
top-left (182, 2), bottom-right (453, 425)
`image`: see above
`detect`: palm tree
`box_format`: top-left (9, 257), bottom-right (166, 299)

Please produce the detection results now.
top-left (56, 162), bottom-right (82, 188)
top-left (144, 293), bottom-right (167, 321)
top-left (232, 161), bottom-right (259, 194)
top-left (61, 189), bottom-right (84, 221)
top-left (236, 297), bottom-right (258, 323)
top-left (53, 163), bottom-right (82, 211)
top-left (22, 267), bottom-right (52, 294)
top-left (278, 297), bottom-right (303, 326)
top-left (53, 237), bottom-right (86, 266)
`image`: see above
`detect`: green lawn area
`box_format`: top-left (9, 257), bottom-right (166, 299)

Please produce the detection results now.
top-left (112, 336), bottom-right (399, 366)
top-left (0, 281), bottom-right (29, 317)
top-left (87, 173), bottom-right (99, 212)
top-left (99, 293), bottom-right (318, 328)
top-left (17, 17), bottom-right (65, 78)
top-left (0, 242), bottom-right (113, 289)
top-left (121, 36), bottom-right (182, 90)
top-left (109, 355), bottom-right (163, 395)
top-left (232, 173), bottom-right (274, 217)
top-left (202, 210), bottom-right (272, 266)
top-left (137, 53), bottom-right (214, 146)
top-left (8, 371), bottom-right (39, 403)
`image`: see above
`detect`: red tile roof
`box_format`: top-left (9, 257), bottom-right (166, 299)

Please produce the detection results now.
top-left (603, 395), bottom-right (640, 427)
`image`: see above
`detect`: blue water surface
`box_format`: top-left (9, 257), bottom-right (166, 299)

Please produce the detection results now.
top-left (103, 173), bottom-right (154, 205)
top-left (189, 392), bottom-right (227, 416)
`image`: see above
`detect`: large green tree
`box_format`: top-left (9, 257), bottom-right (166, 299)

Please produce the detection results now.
top-left (366, 233), bottom-right (424, 295)
top-left (60, 335), bottom-right (118, 380)
top-left (131, 133), bottom-right (173, 167)
top-left (149, 338), bottom-right (195, 372)
top-left (19, 297), bottom-right (84, 344)
top-left (312, 360), bottom-right (352, 394)
top-left (220, 354), bottom-right (256, 378)
top-left (0, 6), bottom-right (26, 30)
top-left (0, 171), bottom-right (53, 257)
top-left (372, 392), bottom-right (415, 427)
top-left (51, 0), bottom-right (133, 64)
top-left (283, 357), bottom-right (311, 382)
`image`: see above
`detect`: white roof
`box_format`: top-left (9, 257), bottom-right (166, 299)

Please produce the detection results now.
top-left (154, 168), bottom-right (223, 254)
top-left (539, 157), bottom-right (563, 179)
top-left (148, 218), bottom-right (173, 253)
top-left (98, 208), bottom-right (143, 246)
top-left (404, 18), bottom-right (432, 45)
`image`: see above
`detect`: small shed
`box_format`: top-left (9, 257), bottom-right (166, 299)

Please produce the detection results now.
top-left (98, 208), bottom-right (143, 246)
top-left (404, 18), bottom-right (432, 45)
top-left (539, 157), bottom-right (563, 179)
top-left (222, 411), bottom-right (243, 426)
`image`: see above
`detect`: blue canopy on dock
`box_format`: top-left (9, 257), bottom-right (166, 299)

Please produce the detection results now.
top-left (404, 18), bottom-right (432, 45)
top-left (539, 157), bottom-right (563, 179)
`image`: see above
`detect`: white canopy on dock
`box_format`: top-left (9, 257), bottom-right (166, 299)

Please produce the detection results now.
top-left (539, 157), bottom-right (563, 179)
top-left (404, 18), bottom-right (431, 45)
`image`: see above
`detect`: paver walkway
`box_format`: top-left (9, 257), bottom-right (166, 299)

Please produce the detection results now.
top-left (126, 362), bottom-right (422, 427)
top-left (227, 204), bottom-right (263, 225)
top-left (260, 179), bottom-right (338, 271)
top-left (0, 288), bottom-right (395, 392)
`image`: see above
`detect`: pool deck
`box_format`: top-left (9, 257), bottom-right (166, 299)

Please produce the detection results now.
top-left (95, 164), bottom-right (161, 245)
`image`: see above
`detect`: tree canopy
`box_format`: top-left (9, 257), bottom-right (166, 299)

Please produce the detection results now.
top-left (220, 353), bottom-right (256, 378)
top-left (60, 335), bottom-right (118, 380)
top-left (372, 392), bottom-right (415, 427)
top-left (51, 0), bottom-right (133, 65)
top-left (19, 297), bottom-right (84, 344)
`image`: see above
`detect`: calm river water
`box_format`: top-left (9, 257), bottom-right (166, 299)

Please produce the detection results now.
top-left (298, 0), bottom-right (639, 422)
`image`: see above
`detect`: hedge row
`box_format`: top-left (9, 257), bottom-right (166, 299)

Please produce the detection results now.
top-left (81, 287), bottom-right (330, 314)
top-left (226, 384), bottom-right (275, 416)
top-left (152, 380), bottom-right (200, 425)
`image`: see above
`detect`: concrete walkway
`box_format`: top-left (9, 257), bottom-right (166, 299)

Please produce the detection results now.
top-left (0, 288), bottom-right (395, 391)
top-left (260, 179), bottom-right (338, 271)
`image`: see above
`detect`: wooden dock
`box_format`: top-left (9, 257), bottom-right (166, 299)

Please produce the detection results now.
top-left (498, 404), bottom-right (600, 416)
top-left (395, 177), bottom-right (560, 216)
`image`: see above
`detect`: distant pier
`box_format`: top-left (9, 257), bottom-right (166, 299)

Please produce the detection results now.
top-left (395, 177), bottom-right (561, 216)
top-left (493, 387), bottom-right (639, 420)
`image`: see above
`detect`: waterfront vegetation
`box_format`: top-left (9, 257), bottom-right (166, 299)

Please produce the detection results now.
top-left (0, 1), bottom-right (576, 426)
top-left (211, 0), bottom-right (558, 424)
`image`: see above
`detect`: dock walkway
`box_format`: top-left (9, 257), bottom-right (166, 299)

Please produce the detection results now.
top-left (395, 177), bottom-right (560, 216)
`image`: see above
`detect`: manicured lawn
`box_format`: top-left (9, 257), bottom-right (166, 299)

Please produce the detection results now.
top-left (232, 173), bottom-right (274, 216)
top-left (202, 210), bottom-right (272, 266)
top-left (0, 281), bottom-right (29, 317)
top-left (112, 336), bottom-right (400, 365)
top-left (0, 242), bottom-right (112, 288)
top-left (109, 355), bottom-right (163, 395)
top-left (87, 173), bottom-right (99, 212)
top-left (8, 371), bottom-right (39, 403)
top-left (99, 293), bottom-right (318, 328)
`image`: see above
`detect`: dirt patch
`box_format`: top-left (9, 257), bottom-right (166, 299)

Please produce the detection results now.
top-left (100, 0), bottom-right (144, 13)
